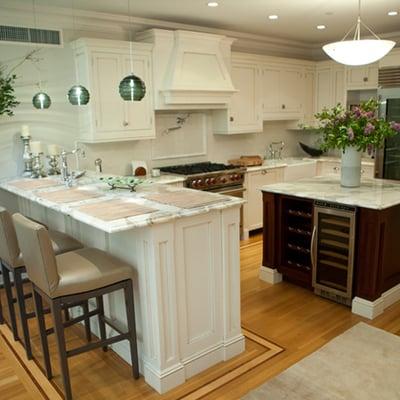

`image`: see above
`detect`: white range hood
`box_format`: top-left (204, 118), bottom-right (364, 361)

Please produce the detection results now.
top-left (136, 29), bottom-right (237, 110)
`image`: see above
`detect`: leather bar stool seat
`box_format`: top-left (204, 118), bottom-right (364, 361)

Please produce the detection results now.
top-left (0, 206), bottom-right (84, 360)
top-left (13, 213), bottom-right (140, 400)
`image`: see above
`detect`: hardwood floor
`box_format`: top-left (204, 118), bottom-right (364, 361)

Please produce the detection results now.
top-left (1, 232), bottom-right (400, 399)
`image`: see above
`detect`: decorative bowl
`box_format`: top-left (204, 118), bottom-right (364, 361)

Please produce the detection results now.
top-left (99, 176), bottom-right (148, 192)
top-left (299, 142), bottom-right (324, 158)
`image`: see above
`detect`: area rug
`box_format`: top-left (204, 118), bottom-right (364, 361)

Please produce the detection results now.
top-left (243, 322), bottom-right (400, 400)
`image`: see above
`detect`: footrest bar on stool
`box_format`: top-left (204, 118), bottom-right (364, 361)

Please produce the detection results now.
top-left (102, 315), bottom-right (126, 335)
top-left (66, 333), bottom-right (129, 358)
top-left (63, 308), bottom-right (99, 328)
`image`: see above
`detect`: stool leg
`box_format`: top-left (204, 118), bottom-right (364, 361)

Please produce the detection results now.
top-left (33, 289), bottom-right (52, 379)
top-left (124, 280), bottom-right (139, 379)
top-left (51, 298), bottom-right (72, 400)
top-left (1, 263), bottom-right (18, 341)
top-left (96, 295), bottom-right (108, 352)
top-left (0, 269), bottom-right (4, 324)
top-left (82, 301), bottom-right (92, 342)
top-left (14, 269), bottom-right (33, 359)
top-left (63, 307), bottom-right (70, 322)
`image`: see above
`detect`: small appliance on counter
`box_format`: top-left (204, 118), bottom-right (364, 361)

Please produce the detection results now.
top-left (131, 160), bottom-right (148, 177)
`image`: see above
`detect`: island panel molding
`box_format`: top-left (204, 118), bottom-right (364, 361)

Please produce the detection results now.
top-left (0, 178), bottom-right (244, 394)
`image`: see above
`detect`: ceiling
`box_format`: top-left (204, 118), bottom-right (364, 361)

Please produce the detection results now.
top-left (31, 0), bottom-right (400, 44)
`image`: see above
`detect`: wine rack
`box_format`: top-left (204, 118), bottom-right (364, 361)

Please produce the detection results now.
top-left (280, 197), bottom-right (314, 286)
top-left (312, 201), bottom-right (356, 305)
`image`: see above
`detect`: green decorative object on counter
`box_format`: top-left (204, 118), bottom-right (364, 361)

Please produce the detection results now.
top-left (32, 91), bottom-right (51, 109)
top-left (99, 176), bottom-right (149, 192)
top-left (68, 85), bottom-right (90, 106)
top-left (119, 74), bottom-right (146, 101)
top-left (315, 99), bottom-right (400, 187)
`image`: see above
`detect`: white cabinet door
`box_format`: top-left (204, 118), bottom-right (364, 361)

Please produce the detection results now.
top-left (229, 61), bottom-right (262, 133)
top-left (315, 67), bottom-right (333, 113)
top-left (122, 55), bottom-right (155, 139)
top-left (303, 69), bottom-right (315, 125)
top-left (91, 52), bottom-right (125, 134)
top-left (346, 64), bottom-right (379, 89)
top-left (280, 68), bottom-right (303, 114)
top-left (262, 66), bottom-right (281, 115)
top-left (245, 168), bottom-right (279, 232)
top-left (317, 161), bottom-right (341, 176)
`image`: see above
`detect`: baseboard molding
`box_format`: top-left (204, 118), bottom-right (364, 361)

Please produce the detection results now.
top-left (259, 266), bottom-right (282, 284)
top-left (352, 283), bottom-right (400, 319)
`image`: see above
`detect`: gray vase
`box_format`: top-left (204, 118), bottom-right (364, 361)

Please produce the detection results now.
top-left (341, 146), bottom-right (362, 187)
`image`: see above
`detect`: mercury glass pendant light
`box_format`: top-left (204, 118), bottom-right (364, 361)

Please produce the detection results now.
top-left (119, 0), bottom-right (146, 101)
top-left (31, 0), bottom-right (51, 110)
top-left (67, 0), bottom-right (90, 106)
top-left (323, 0), bottom-right (396, 66)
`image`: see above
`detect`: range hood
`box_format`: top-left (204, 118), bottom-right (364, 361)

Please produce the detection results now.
top-left (136, 29), bottom-right (237, 110)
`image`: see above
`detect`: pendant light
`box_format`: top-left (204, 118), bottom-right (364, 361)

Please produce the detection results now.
top-left (119, 0), bottom-right (146, 101)
top-left (67, 0), bottom-right (90, 106)
top-left (322, 0), bottom-right (396, 66)
top-left (31, 0), bottom-right (51, 109)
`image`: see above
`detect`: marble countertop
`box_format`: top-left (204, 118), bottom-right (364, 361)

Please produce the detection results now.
top-left (0, 176), bottom-right (243, 233)
top-left (261, 176), bottom-right (400, 210)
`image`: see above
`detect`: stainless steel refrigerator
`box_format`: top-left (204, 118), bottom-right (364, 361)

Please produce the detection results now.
top-left (375, 88), bottom-right (400, 180)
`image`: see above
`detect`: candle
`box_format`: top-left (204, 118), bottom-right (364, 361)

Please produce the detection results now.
top-left (47, 144), bottom-right (61, 156)
top-left (30, 141), bottom-right (43, 155)
top-left (21, 125), bottom-right (30, 138)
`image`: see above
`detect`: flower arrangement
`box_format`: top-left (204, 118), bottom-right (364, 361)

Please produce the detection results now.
top-left (315, 99), bottom-right (400, 154)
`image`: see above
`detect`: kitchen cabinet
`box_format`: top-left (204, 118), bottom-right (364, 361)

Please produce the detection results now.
top-left (346, 64), bottom-right (379, 90)
top-left (243, 167), bottom-right (283, 235)
top-left (262, 64), bottom-right (303, 120)
top-left (213, 58), bottom-right (262, 134)
top-left (315, 63), bottom-right (346, 113)
top-left (302, 68), bottom-right (316, 126)
top-left (73, 38), bottom-right (155, 143)
top-left (317, 160), bottom-right (374, 178)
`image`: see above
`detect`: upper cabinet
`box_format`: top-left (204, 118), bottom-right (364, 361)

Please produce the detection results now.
top-left (315, 63), bottom-right (346, 113)
top-left (262, 64), bottom-right (303, 120)
top-left (346, 64), bottom-right (379, 90)
top-left (73, 38), bottom-right (155, 143)
top-left (213, 56), bottom-right (262, 134)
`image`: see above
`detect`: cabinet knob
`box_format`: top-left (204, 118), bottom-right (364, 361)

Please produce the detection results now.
top-left (261, 169), bottom-right (268, 175)
top-left (333, 166), bottom-right (339, 172)
top-left (363, 77), bottom-right (368, 82)
top-left (282, 104), bottom-right (286, 110)
top-left (123, 121), bottom-right (129, 127)
top-left (230, 116), bottom-right (234, 122)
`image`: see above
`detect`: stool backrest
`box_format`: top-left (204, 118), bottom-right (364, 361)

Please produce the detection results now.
top-left (0, 206), bottom-right (21, 267)
top-left (13, 213), bottom-right (59, 297)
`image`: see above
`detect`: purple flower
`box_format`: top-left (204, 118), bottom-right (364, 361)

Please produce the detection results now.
top-left (366, 111), bottom-right (375, 119)
top-left (390, 121), bottom-right (400, 133)
top-left (364, 122), bottom-right (375, 135)
top-left (353, 107), bottom-right (362, 119)
top-left (347, 127), bottom-right (354, 141)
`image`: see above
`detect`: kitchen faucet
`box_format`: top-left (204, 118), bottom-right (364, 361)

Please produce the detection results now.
top-left (267, 141), bottom-right (285, 160)
top-left (60, 148), bottom-right (85, 187)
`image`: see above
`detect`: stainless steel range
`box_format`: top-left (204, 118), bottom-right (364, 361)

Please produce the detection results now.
top-left (159, 162), bottom-right (246, 193)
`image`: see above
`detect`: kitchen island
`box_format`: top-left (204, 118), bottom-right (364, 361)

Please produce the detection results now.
top-left (261, 176), bottom-right (400, 320)
top-left (0, 175), bottom-right (244, 394)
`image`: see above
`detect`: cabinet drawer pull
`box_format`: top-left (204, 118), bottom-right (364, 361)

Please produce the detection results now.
top-left (123, 121), bottom-right (129, 127)
top-left (261, 169), bottom-right (268, 175)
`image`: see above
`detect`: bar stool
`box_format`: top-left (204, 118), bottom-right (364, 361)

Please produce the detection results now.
top-left (13, 213), bottom-right (139, 400)
top-left (0, 206), bottom-right (85, 360)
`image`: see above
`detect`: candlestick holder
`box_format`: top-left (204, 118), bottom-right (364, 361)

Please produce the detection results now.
top-left (47, 155), bottom-right (61, 175)
top-left (21, 136), bottom-right (33, 177)
top-left (31, 153), bottom-right (47, 179)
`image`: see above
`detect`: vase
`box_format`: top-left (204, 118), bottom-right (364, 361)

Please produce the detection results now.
top-left (341, 146), bottom-right (362, 188)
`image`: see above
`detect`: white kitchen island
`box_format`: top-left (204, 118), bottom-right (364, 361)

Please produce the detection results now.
top-left (0, 176), bottom-right (244, 394)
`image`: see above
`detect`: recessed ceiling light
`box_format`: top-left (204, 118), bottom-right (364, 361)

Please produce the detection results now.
top-left (268, 15), bottom-right (279, 20)
top-left (317, 25), bottom-right (326, 30)
top-left (388, 11), bottom-right (398, 16)
top-left (207, 1), bottom-right (219, 7)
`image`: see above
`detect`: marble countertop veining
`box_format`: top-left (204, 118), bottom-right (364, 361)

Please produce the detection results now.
top-left (0, 176), bottom-right (243, 233)
top-left (261, 176), bottom-right (400, 210)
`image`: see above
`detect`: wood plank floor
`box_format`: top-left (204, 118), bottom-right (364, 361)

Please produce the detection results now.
top-left (1, 232), bottom-right (400, 399)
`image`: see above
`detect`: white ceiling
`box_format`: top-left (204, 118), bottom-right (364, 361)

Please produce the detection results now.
top-left (32, 0), bottom-right (400, 44)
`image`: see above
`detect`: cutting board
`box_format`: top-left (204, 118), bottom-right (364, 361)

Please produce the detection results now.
top-left (77, 199), bottom-right (156, 221)
top-left (144, 190), bottom-right (228, 209)
top-left (228, 155), bottom-right (263, 167)
top-left (38, 188), bottom-right (101, 203)
top-left (8, 179), bottom-right (61, 191)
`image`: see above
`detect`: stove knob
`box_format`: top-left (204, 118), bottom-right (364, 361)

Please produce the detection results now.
top-left (191, 180), bottom-right (197, 188)
top-left (205, 178), bottom-right (211, 185)
top-left (210, 178), bottom-right (216, 184)
top-left (221, 177), bottom-right (227, 184)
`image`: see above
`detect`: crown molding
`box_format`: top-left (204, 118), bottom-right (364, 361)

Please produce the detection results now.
top-left (1, 0), bottom-right (398, 62)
